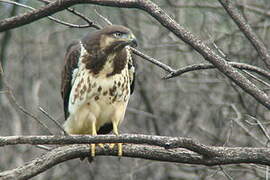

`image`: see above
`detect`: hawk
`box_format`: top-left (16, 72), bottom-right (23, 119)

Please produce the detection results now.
top-left (61, 25), bottom-right (137, 156)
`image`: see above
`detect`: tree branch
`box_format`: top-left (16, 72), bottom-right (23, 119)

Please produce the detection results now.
top-left (0, 0), bottom-right (137, 32)
top-left (164, 62), bottom-right (270, 80)
top-left (0, 0), bottom-right (269, 109)
top-left (0, 0), bottom-right (98, 28)
top-left (218, 0), bottom-right (270, 69)
top-left (2, 135), bottom-right (270, 179)
top-left (131, 47), bottom-right (175, 73)
top-left (137, 1), bottom-right (270, 109)
top-left (0, 134), bottom-right (219, 157)
top-left (38, 0), bottom-right (102, 29)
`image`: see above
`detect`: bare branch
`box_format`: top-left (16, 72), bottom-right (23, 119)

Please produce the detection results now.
top-left (164, 62), bottom-right (270, 81)
top-left (0, 0), bottom-right (96, 28)
top-left (139, 1), bottom-right (270, 109)
top-left (247, 116), bottom-right (270, 144)
top-left (94, 9), bottom-right (112, 25)
top-left (218, 0), bottom-right (270, 69)
top-left (242, 71), bottom-right (270, 89)
top-left (0, 134), bottom-right (219, 157)
top-left (230, 104), bottom-right (265, 146)
top-left (211, 35), bottom-right (270, 88)
top-left (131, 47), bottom-right (175, 73)
top-left (0, 0), bottom-right (136, 32)
top-left (2, 135), bottom-right (270, 179)
top-left (37, 0), bottom-right (102, 29)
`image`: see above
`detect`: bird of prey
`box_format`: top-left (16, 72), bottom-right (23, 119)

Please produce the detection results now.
top-left (61, 25), bottom-right (137, 157)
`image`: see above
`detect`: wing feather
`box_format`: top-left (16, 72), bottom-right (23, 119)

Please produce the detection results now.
top-left (61, 41), bottom-right (80, 120)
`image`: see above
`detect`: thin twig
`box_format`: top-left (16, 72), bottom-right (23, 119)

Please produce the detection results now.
top-left (131, 47), bottom-right (175, 73)
top-left (38, 0), bottom-right (101, 29)
top-left (127, 107), bottom-right (160, 120)
top-left (218, 0), bottom-right (270, 69)
top-left (246, 115), bottom-right (270, 180)
top-left (219, 166), bottom-right (235, 180)
top-left (66, 7), bottom-right (101, 29)
top-left (213, 41), bottom-right (227, 59)
top-left (39, 107), bottom-right (68, 135)
top-left (230, 104), bottom-right (265, 146)
top-left (211, 36), bottom-right (270, 88)
top-left (164, 62), bottom-right (270, 80)
top-left (0, 0), bottom-right (93, 28)
top-left (94, 9), bottom-right (112, 25)
top-left (247, 115), bottom-right (270, 143)
top-left (242, 70), bottom-right (270, 88)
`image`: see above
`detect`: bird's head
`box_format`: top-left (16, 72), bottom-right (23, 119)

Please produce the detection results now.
top-left (99, 25), bottom-right (137, 52)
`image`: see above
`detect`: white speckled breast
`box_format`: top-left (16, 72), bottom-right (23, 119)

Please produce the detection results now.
top-left (63, 42), bottom-right (131, 134)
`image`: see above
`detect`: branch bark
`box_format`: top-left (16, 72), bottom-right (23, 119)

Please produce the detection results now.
top-left (1, 135), bottom-right (270, 179)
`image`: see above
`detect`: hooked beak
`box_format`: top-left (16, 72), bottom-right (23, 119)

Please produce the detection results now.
top-left (128, 33), bottom-right (138, 47)
top-left (114, 33), bottom-right (138, 51)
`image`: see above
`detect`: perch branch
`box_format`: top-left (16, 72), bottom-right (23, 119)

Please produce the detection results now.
top-left (0, 134), bottom-right (218, 157)
top-left (2, 135), bottom-right (270, 179)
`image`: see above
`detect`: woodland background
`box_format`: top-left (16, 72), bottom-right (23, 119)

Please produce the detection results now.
top-left (0, 0), bottom-right (270, 179)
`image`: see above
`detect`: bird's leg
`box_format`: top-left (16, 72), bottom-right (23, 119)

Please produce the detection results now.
top-left (111, 121), bottom-right (122, 156)
top-left (90, 121), bottom-right (97, 157)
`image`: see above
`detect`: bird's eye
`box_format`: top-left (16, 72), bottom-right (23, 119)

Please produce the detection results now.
top-left (113, 32), bottom-right (123, 38)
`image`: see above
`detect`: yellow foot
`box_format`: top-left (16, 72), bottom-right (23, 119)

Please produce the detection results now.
top-left (118, 143), bottom-right (122, 156)
top-left (108, 143), bottom-right (123, 156)
top-left (109, 143), bottom-right (115, 149)
top-left (98, 143), bottom-right (104, 148)
top-left (90, 144), bottom-right (95, 157)
top-left (89, 144), bottom-right (104, 158)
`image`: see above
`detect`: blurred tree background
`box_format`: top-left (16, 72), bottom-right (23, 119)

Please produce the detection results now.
top-left (0, 0), bottom-right (270, 179)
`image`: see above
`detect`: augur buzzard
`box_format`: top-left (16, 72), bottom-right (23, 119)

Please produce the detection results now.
top-left (61, 25), bottom-right (137, 156)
